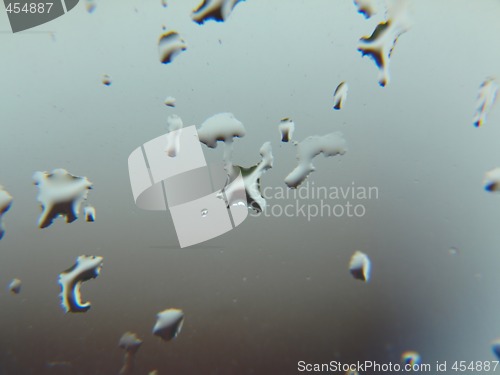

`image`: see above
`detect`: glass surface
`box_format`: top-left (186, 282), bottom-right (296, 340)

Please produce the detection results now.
top-left (1, 0), bottom-right (500, 373)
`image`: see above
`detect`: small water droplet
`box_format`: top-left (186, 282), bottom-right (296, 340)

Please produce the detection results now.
top-left (158, 31), bottom-right (187, 64)
top-left (448, 246), bottom-right (459, 256)
top-left (305, 276), bottom-right (311, 281)
top-left (102, 74), bottom-right (112, 86)
top-left (201, 209), bottom-right (208, 217)
top-left (232, 298), bottom-right (237, 303)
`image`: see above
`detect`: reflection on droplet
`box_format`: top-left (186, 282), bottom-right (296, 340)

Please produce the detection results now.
top-left (0, 185), bottom-right (13, 240)
top-left (165, 114), bottom-right (184, 157)
top-left (333, 82), bottom-right (348, 110)
top-left (8, 278), bottom-right (21, 294)
top-left (84, 206), bottom-right (96, 222)
top-left (473, 77), bottom-right (498, 127)
top-left (483, 167), bottom-right (500, 192)
top-left (279, 118), bottom-right (295, 142)
top-left (164, 96), bottom-right (176, 107)
top-left (353, 0), bottom-right (376, 18)
top-left (119, 332), bottom-right (142, 375)
top-left (102, 74), bottom-right (112, 86)
top-left (153, 308), bottom-right (184, 342)
top-left (191, 0), bottom-right (244, 24)
top-left (85, 0), bottom-right (96, 13)
top-left (33, 169), bottom-right (93, 229)
top-left (201, 208), bottom-right (208, 217)
top-left (349, 251), bottom-right (371, 282)
top-left (401, 351), bottom-right (421, 367)
top-left (284, 132), bottom-right (347, 189)
top-left (58, 255), bottom-right (104, 313)
top-left (357, 0), bottom-right (411, 86)
top-left (158, 31), bottom-right (187, 64)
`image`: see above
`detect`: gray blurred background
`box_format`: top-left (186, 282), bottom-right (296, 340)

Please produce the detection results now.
top-left (1, 0), bottom-right (500, 373)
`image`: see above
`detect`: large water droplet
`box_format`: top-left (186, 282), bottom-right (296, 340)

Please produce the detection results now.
top-left (357, 0), bottom-right (411, 87)
top-left (284, 132), bottom-right (347, 189)
top-left (33, 169), bottom-right (93, 229)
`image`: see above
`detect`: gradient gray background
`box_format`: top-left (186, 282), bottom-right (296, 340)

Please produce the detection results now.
top-left (1, 0), bottom-right (500, 374)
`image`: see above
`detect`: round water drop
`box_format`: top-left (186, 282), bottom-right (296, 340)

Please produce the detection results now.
top-left (102, 74), bottom-right (112, 86)
top-left (201, 209), bottom-right (208, 217)
top-left (448, 246), bottom-right (459, 256)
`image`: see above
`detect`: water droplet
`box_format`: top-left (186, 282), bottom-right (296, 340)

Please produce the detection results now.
top-left (474, 77), bottom-right (498, 127)
top-left (357, 0), bottom-right (411, 86)
top-left (279, 118), bottom-right (295, 142)
top-left (484, 167), bottom-right (500, 192)
top-left (201, 209), bottom-right (208, 217)
top-left (84, 206), bottom-right (96, 222)
top-left (492, 339), bottom-right (500, 360)
top-left (119, 332), bottom-right (142, 374)
top-left (284, 132), bottom-right (347, 189)
top-left (191, 0), bottom-right (244, 24)
top-left (153, 308), bottom-right (184, 342)
top-left (102, 74), bottom-right (112, 86)
top-left (230, 142), bottom-right (273, 213)
top-left (58, 255), bottom-right (103, 313)
top-left (165, 114), bottom-right (184, 157)
top-left (0, 186), bottom-right (13, 240)
top-left (161, 0), bottom-right (167, 7)
top-left (85, 0), bottom-right (96, 13)
top-left (353, 0), bottom-right (376, 18)
top-left (349, 250), bottom-right (371, 282)
top-left (232, 298), bottom-right (237, 303)
top-left (448, 246), bottom-right (459, 256)
top-left (8, 278), bottom-right (21, 294)
top-left (164, 96), bottom-right (176, 107)
top-left (197, 113), bottom-right (246, 176)
top-left (401, 351), bottom-right (421, 367)
top-left (242, 277), bottom-right (247, 282)
top-left (305, 276), bottom-right (311, 281)
top-left (158, 31), bottom-right (187, 64)
top-left (333, 81), bottom-right (348, 110)
top-left (33, 169), bottom-right (93, 229)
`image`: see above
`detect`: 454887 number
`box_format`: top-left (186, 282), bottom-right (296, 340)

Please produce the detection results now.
top-left (452, 361), bottom-right (498, 372)
top-left (6, 3), bottom-right (53, 14)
